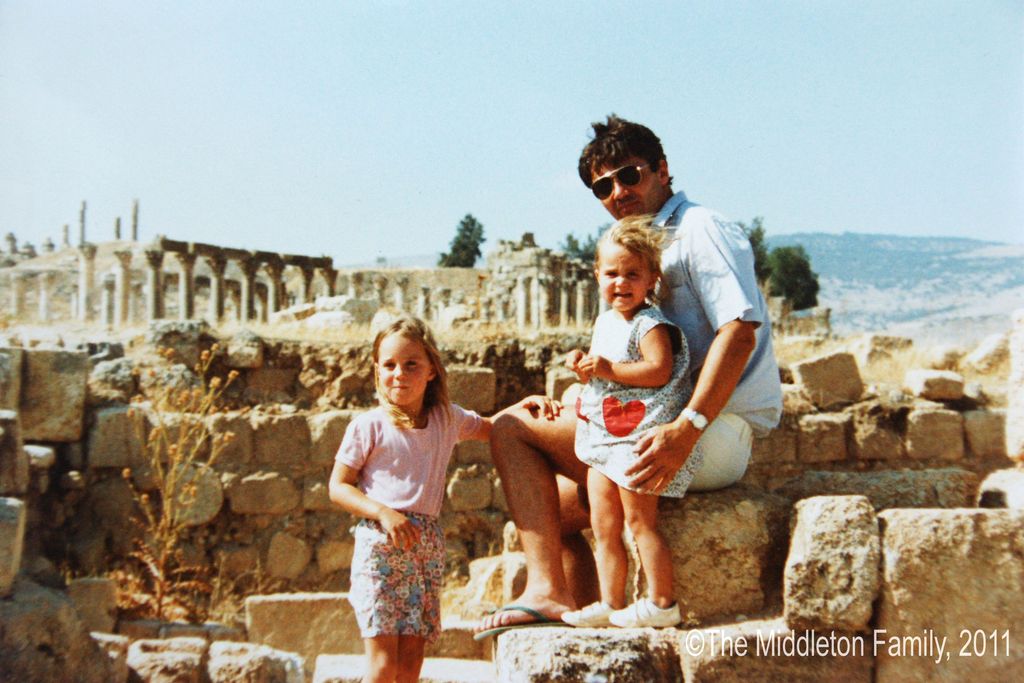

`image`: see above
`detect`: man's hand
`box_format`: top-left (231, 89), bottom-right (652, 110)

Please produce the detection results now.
top-left (378, 507), bottom-right (420, 550)
top-left (520, 395), bottom-right (563, 420)
top-left (626, 422), bottom-right (701, 493)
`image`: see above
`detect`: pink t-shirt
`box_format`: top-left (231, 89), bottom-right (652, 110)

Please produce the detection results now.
top-left (334, 403), bottom-right (483, 517)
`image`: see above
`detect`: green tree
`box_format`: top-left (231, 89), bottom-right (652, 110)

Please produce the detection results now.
top-left (738, 216), bottom-right (771, 285)
top-left (439, 214), bottom-right (485, 267)
top-left (561, 223), bottom-right (610, 263)
top-left (767, 245), bottom-right (820, 310)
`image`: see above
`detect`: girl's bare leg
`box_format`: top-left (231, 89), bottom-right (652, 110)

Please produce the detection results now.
top-left (587, 469), bottom-right (628, 608)
top-left (363, 636), bottom-right (398, 683)
top-left (619, 489), bottom-right (675, 607)
top-left (395, 635), bottom-right (426, 683)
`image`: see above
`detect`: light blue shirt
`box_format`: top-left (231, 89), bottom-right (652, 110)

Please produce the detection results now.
top-left (654, 191), bottom-right (783, 436)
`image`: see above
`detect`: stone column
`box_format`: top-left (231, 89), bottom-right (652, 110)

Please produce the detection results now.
top-left (393, 276), bottom-right (409, 311)
top-left (417, 286), bottom-right (430, 320)
top-left (318, 267), bottom-right (337, 298)
top-left (131, 200), bottom-right (139, 241)
top-left (532, 277), bottom-right (545, 329)
top-left (298, 266), bottom-right (316, 304)
top-left (349, 272), bottom-right (363, 298)
top-left (9, 272), bottom-right (25, 318)
top-left (576, 280), bottom-right (589, 327)
top-left (114, 250), bottom-right (133, 327)
top-left (61, 224), bottom-right (70, 249)
top-left (101, 273), bottom-right (116, 327)
top-left (204, 254), bottom-right (227, 323)
top-left (144, 248), bottom-right (165, 321)
top-left (78, 201), bottom-right (86, 246)
top-left (173, 252), bottom-right (197, 320)
top-left (515, 277), bottom-right (528, 329)
top-left (237, 257), bottom-right (258, 323)
top-left (69, 284), bottom-right (78, 320)
top-left (42, 238), bottom-right (55, 253)
top-left (263, 258), bottom-right (284, 314)
top-left (374, 276), bottom-right (389, 305)
top-left (37, 272), bottom-right (52, 323)
top-left (114, 217), bottom-right (122, 240)
top-left (4, 233), bottom-right (16, 255)
top-left (77, 243), bottom-right (97, 322)
top-left (559, 279), bottom-right (570, 328)
top-left (336, 274), bottom-right (350, 299)
top-left (255, 284), bottom-right (268, 322)
top-left (495, 292), bottom-right (507, 323)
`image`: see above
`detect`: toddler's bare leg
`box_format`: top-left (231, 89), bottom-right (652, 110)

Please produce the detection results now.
top-left (620, 489), bottom-right (675, 607)
top-left (587, 469), bottom-right (627, 608)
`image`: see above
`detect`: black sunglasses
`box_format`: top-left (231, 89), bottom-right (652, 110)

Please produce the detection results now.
top-left (591, 163), bottom-right (647, 200)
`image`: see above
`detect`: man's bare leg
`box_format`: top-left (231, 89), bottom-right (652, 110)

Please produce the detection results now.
top-left (476, 399), bottom-right (591, 631)
top-left (558, 475), bottom-right (599, 609)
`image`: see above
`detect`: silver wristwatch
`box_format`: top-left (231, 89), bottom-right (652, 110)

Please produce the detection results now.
top-left (681, 407), bottom-right (708, 431)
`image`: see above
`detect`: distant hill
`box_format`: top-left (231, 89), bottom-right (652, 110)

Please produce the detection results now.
top-left (766, 232), bottom-right (1024, 343)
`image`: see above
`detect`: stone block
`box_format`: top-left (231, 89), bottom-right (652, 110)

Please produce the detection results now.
top-left (314, 654), bottom-right (495, 683)
top-left (847, 333), bottom-right (912, 368)
top-left (544, 366), bottom-right (577, 401)
top-left (208, 641), bottom-right (304, 683)
top-left (170, 463), bottom-right (223, 527)
top-left (24, 443), bottom-right (55, 469)
top-left (964, 409), bottom-right (1006, 458)
top-left (146, 319), bottom-right (213, 368)
top-left (127, 637), bottom-right (207, 683)
top-left (0, 346), bottom-right (22, 411)
top-left (316, 538), bottom-right (354, 575)
top-left (963, 332), bottom-right (1009, 374)
top-left (427, 619), bottom-right (490, 661)
top-left (207, 412), bottom-right (253, 466)
top-left (906, 408), bottom-right (963, 460)
top-left (849, 404), bottom-right (904, 460)
top-left (1008, 309), bottom-right (1024, 462)
top-left (750, 415), bottom-right (798, 464)
top-left (215, 545), bottom-right (259, 579)
top-left (453, 439), bottom-right (491, 465)
top-left (903, 369), bottom-right (964, 401)
top-left (67, 577), bottom-right (118, 633)
top-left (791, 352), bottom-right (863, 409)
top-left (647, 485), bottom-right (789, 620)
top-left (227, 471), bottom-right (300, 515)
top-left (977, 468), bottom-right (1024, 509)
top-left (252, 413), bottom-right (311, 465)
top-left (446, 466), bottom-right (493, 512)
top-left (496, 627), bottom-right (680, 682)
top-left (0, 497), bottom-right (26, 596)
top-left (773, 468), bottom-right (978, 510)
top-left (267, 531), bottom-right (311, 579)
top-left (20, 349), bottom-right (88, 441)
top-left (0, 410), bottom-right (28, 495)
top-left (243, 367), bottom-right (300, 403)
top-left (303, 477), bottom-right (334, 511)
top-left (225, 331), bottom-right (265, 369)
top-left (0, 578), bottom-right (117, 683)
top-left (86, 405), bottom-right (146, 469)
top-left (448, 366), bottom-right (496, 414)
top-left (117, 619), bottom-right (163, 640)
top-left (876, 509), bottom-right (1024, 682)
top-left (246, 593), bottom-right (361, 678)
top-left (681, 617), bottom-right (873, 682)
top-left (308, 409), bottom-right (358, 464)
top-left (784, 496), bottom-right (879, 632)
top-left (923, 343), bottom-right (963, 370)
top-left (796, 413), bottom-right (850, 462)
top-left (91, 632), bottom-right (129, 683)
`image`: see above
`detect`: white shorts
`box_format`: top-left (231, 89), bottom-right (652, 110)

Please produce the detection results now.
top-left (687, 413), bottom-right (753, 491)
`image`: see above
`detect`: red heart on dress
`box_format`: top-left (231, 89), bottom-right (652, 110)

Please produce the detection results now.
top-left (602, 396), bottom-right (646, 437)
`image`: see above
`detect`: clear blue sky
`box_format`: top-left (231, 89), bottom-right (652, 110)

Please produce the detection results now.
top-left (2, 1), bottom-right (1021, 266)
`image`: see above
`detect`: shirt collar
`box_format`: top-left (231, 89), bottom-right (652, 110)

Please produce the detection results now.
top-left (654, 191), bottom-right (689, 227)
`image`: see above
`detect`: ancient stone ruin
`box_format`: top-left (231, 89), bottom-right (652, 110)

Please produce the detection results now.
top-left (0, 220), bottom-right (1020, 681)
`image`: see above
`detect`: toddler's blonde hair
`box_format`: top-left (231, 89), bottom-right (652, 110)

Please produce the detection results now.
top-left (595, 214), bottom-right (668, 303)
top-left (372, 316), bottom-right (451, 428)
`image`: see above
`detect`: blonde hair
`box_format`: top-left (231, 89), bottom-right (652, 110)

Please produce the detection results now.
top-left (371, 316), bottom-right (451, 428)
top-left (595, 214), bottom-right (668, 303)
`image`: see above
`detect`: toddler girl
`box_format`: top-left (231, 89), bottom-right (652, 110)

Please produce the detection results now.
top-left (329, 316), bottom-right (491, 683)
top-left (562, 215), bottom-right (701, 629)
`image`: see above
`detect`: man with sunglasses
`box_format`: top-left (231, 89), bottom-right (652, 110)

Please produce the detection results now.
top-left (476, 115), bottom-right (782, 638)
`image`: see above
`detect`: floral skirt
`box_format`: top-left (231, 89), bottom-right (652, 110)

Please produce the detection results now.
top-left (348, 512), bottom-right (445, 643)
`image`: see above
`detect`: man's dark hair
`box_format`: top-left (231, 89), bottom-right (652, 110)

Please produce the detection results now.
top-left (578, 115), bottom-right (673, 188)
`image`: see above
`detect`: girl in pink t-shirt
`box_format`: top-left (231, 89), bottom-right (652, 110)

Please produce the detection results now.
top-left (328, 317), bottom-right (491, 683)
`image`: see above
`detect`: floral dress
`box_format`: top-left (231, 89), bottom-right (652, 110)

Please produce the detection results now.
top-left (574, 307), bottom-right (703, 497)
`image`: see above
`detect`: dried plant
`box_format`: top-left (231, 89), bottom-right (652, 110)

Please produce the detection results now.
top-left (118, 344), bottom-right (239, 622)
